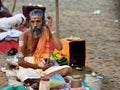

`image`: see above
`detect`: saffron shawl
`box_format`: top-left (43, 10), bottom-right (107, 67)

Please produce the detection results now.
top-left (33, 28), bottom-right (50, 64)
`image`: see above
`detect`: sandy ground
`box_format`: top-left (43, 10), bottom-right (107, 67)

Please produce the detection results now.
top-left (0, 0), bottom-right (120, 90)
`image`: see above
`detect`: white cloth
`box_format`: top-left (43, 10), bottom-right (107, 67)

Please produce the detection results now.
top-left (16, 56), bottom-right (70, 82)
top-left (0, 29), bottom-right (22, 40)
top-left (17, 65), bottom-right (70, 82)
top-left (0, 13), bottom-right (26, 30)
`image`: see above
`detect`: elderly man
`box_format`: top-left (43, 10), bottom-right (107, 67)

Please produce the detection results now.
top-left (17, 8), bottom-right (72, 82)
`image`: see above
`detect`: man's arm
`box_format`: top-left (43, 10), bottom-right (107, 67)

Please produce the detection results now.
top-left (47, 16), bottom-right (63, 50)
top-left (50, 33), bottom-right (63, 50)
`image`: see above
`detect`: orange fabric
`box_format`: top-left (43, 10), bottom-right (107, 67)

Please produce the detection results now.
top-left (54, 39), bottom-right (71, 65)
top-left (33, 29), bottom-right (50, 64)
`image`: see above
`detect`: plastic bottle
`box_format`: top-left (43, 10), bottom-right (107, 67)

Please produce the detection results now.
top-left (39, 76), bottom-right (50, 90)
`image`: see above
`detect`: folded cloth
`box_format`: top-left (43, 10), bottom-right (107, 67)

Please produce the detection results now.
top-left (17, 66), bottom-right (41, 82)
top-left (17, 65), bottom-right (70, 82)
top-left (16, 56), bottom-right (70, 82)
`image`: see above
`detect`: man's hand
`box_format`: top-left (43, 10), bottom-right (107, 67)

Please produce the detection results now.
top-left (47, 16), bottom-right (52, 27)
top-left (46, 16), bottom-right (52, 32)
top-left (42, 63), bottom-right (53, 71)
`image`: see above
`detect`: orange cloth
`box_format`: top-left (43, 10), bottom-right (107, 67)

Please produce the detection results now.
top-left (33, 29), bottom-right (50, 64)
top-left (54, 39), bottom-right (70, 65)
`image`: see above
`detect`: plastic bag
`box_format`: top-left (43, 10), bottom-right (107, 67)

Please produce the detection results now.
top-left (0, 86), bottom-right (28, 90)
top-left (50, 73), bottom-right (66, 89)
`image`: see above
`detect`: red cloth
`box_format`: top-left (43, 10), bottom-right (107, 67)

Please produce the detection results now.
top-left (0, 40), bottom-right (54, 52)
top-left (0, 40), bottom-right (18, 52)
top-left (49, 41), bottom-right (55, 51)
top-left (72, 87), bottom-right (86, 90)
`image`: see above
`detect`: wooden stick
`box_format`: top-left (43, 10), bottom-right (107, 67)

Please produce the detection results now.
top-left (12, 0), bottom-right (17, 13)
top-left (55, 0), bottom-right (59, 37)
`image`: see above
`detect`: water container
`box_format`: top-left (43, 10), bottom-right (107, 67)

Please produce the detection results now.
top-left (84, 75), bottom-right (102, 90)
top-left (39, 76), bottom-right (50, 90)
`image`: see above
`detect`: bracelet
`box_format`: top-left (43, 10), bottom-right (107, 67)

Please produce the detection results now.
top-left (51, 31), bottom-right (56, 34)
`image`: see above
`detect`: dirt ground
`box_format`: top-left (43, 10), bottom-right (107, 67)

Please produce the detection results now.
top-left (0, 0), bottom-right (120, 90)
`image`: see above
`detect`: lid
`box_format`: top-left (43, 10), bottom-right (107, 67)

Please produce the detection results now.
top-left (41, 76), bottom-right (49, 81)
top-left (72, 75), bottom-right (81, 79)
